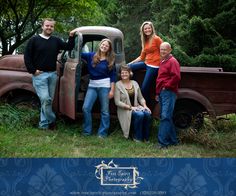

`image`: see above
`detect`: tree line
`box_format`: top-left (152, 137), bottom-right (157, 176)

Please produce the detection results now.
top-left (1, 0), bottom-right (235, 71)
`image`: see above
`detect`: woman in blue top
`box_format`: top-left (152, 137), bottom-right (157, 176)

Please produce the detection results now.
top-left (82, 39), bottom-right (116, 138)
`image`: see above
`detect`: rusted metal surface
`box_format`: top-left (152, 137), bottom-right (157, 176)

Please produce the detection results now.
top-left (0, 55), bottom-right (27, 71)
top-left (0, 69), bottom-right (34, 97)
top-left (179, 70), bottom-right (236, 116)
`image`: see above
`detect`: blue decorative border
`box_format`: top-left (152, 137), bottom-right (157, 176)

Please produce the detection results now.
top-left (0, 158), bottom-right (235, 196)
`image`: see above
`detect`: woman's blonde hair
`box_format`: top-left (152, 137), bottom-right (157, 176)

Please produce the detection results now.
top-left (93, 38), bottom-right (115, 70)
top-left (140, 21), bottom-right (156, 49)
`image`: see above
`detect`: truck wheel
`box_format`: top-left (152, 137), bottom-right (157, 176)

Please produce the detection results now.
top-left (9, 94), bottom-right (39, 109)
top-left (173, 101), bottom-right (204, 130)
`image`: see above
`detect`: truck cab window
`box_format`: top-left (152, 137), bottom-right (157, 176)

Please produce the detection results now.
top-left (69, 35), bottom-right (79, 59)
top-left (83, 40), bottom-right (101, 53)
top-left (114, 38), bottom-right (122, 54)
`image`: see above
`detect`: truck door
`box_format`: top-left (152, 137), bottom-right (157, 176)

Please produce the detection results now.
top-left (59, 33), bottom-right (83, 119)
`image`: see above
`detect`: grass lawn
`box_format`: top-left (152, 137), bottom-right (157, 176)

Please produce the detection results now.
top-left (0, 103), bottom-right (236, 157)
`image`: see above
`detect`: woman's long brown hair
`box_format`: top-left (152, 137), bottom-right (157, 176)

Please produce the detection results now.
top-left (92, 38), bottom-right (115, 70)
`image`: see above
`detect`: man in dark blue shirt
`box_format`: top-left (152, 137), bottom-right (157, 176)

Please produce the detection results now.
top-left (24, 18), bottom-right (76, 130)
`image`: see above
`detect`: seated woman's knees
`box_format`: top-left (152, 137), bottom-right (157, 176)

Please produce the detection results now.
top-left (134, 112), bottom-right (145, 119)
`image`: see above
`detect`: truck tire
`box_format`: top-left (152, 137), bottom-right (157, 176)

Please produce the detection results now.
top-left (9, 93), bottom-right (39, 108)
top-left (173, 100), bottom-right (204, 130)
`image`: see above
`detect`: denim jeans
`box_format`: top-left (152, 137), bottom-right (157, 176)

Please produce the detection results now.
top-left (32, 71), bottom-right (57, 129)
top-left (157, 89), bottom-right (178, 147)
top-left (131, 110), bottom-right (152, 141)
top-left (129, 62), bottom-right (158, 103)
top-left (82, 87), bottom-right (110, 137)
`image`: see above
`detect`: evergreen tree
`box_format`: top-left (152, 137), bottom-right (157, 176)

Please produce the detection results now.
top-left (153, 0), bottom-right (236, 71)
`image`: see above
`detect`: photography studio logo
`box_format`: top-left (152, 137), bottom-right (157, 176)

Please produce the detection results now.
top-left (95, 160), bottom-right (143, 189)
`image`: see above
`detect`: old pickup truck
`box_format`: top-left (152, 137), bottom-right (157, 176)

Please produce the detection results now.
top-left (0, 26), bottom-right (236, 129)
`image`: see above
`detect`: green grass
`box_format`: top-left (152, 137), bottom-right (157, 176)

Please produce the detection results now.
top-left (0, 103), bottom-right (236, 157)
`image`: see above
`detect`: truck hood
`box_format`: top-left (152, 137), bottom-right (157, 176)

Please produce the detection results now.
top-left (0, 54), bottom-right (27, 71)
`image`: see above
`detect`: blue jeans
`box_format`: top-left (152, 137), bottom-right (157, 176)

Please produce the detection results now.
top-left (131, 110), bottom-right (152, 141)
top-left (82, 87), bottom-right (110, 137)
top-left (158, 89), bottom-right (178, 147)
top-left (129, 62), bottom-right (158, 103)
top-left (32, 71), bottom-right (57, 129)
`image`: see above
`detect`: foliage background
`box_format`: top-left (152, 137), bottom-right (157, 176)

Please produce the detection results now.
top-left (0, 0), bottom-right (235, 71)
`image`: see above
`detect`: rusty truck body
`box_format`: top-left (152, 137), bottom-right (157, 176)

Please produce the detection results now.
top-left (0, 26), bottom-right (236, 129)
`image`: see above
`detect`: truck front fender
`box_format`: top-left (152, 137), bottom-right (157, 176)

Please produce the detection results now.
top-left (177, 88), bottom-right (216, 117)
top-left (0, 81), bottom-right (35, 98)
